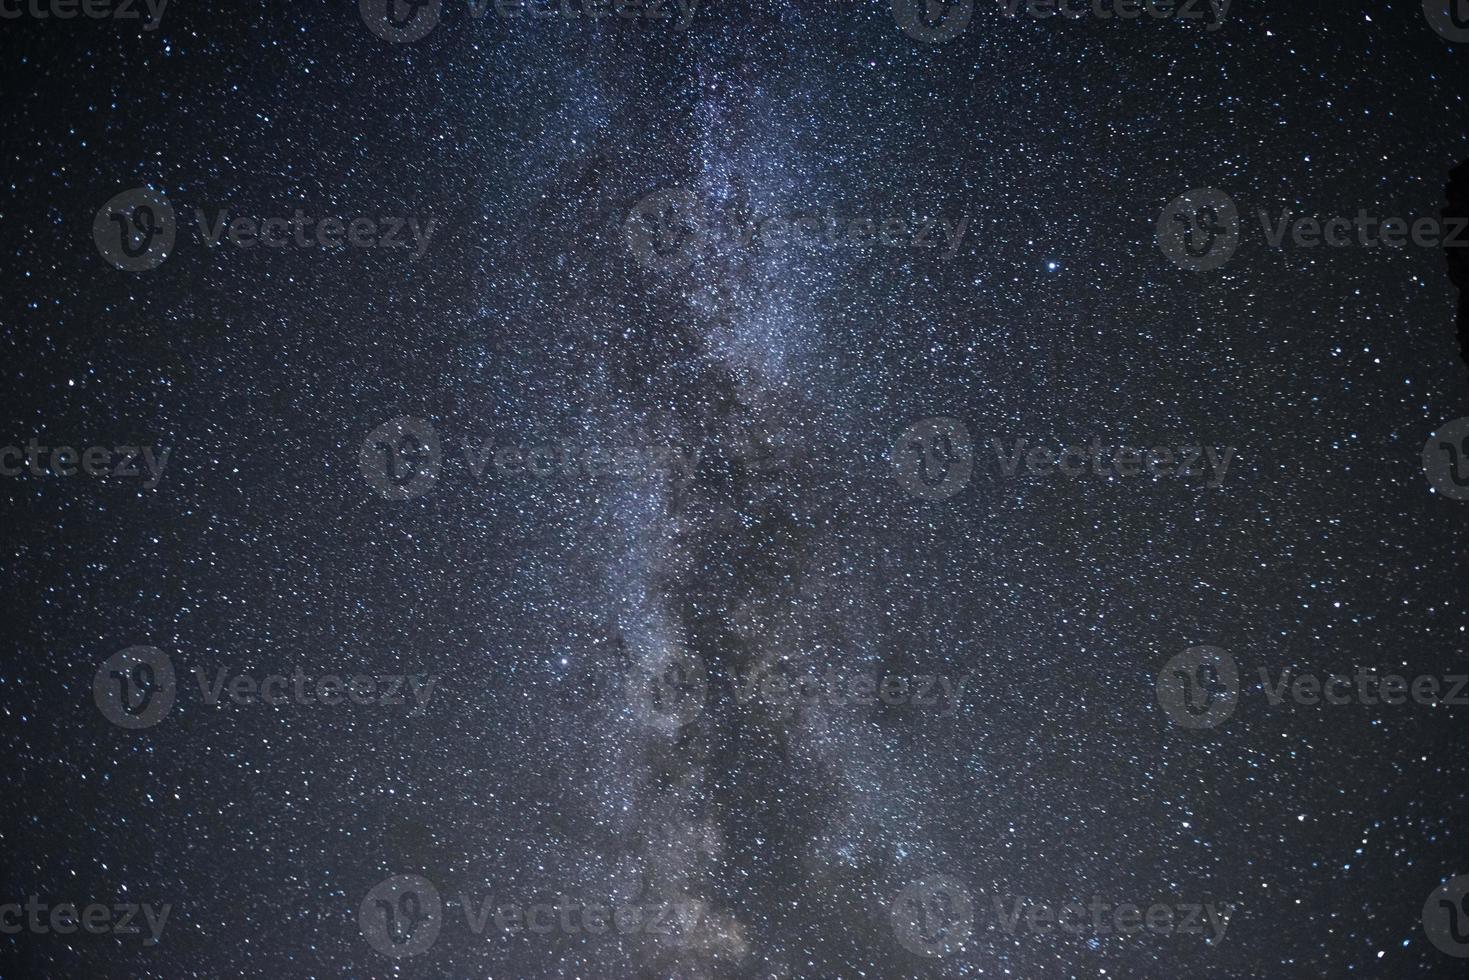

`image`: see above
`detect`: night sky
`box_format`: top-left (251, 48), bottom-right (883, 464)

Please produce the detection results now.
top-left (4, 0), bottom-right (1469, 977)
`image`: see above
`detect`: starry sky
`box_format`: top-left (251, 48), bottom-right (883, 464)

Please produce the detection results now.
top-left (4, 0), bottom-right (1469, 976)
